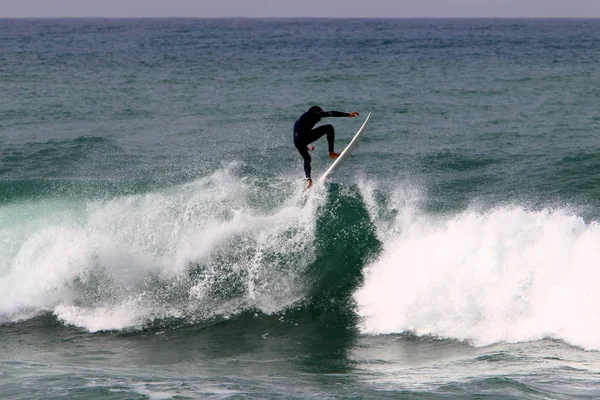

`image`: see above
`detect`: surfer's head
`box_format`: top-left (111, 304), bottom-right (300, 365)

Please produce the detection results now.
top-left (308, 106), bottom-right (322, 114)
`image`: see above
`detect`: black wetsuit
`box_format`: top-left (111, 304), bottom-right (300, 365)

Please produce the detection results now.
top-left (293, 109), bottom-right (350, 179)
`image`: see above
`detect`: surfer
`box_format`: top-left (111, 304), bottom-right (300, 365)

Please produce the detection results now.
top-left (294, 106), bottom-right (359, 189)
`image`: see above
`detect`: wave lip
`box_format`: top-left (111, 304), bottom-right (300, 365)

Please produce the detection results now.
top-left (355, 204), bottom-right (600, 350)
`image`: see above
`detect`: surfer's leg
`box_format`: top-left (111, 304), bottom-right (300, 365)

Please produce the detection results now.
top-left (295, 143), bottom-right (312, 179)
top-left (305, 124), bottom-right (335, 152)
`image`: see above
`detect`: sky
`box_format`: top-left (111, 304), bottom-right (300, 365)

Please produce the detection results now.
top-left (2, 0), bottom-right (600, 18)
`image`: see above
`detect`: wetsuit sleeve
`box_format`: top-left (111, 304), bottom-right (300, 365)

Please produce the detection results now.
top-left (316, 111), bottom-right (350, 118)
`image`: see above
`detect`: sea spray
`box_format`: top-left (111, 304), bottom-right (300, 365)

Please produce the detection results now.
top-left (0, 165), bottom-right (320, 331)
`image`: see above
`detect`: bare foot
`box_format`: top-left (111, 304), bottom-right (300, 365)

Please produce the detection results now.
top-left (305, 179), bottom-right (313, 189)
top-left (329, 152), bottom-right (340, 160)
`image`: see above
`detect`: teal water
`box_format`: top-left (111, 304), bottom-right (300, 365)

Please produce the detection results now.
top-left (1, 18), bottom-right (600, 399)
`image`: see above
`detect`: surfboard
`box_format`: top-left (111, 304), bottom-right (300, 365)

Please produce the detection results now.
top-left (317, 112), bottom-right (371, 183)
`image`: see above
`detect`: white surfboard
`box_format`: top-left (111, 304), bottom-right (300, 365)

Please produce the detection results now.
top-left (317, 112), bottom-right (371, 183)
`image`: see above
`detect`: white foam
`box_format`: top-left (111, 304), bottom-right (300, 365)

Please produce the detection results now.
top-left (354, 193), bottom-right (600, 350)
top-left (0, 165), bottom-right (319, 331)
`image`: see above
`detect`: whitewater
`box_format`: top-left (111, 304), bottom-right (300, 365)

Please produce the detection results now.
top-left (3, 164), bottom-right (600, 354)
top-left (0, 165), bottom-right (319, 330)
top-left (356, 180), bottom-right (600, 350)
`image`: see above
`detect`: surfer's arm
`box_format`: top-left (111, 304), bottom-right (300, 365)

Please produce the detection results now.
top-left (317, 111), bottom-right (359, 118)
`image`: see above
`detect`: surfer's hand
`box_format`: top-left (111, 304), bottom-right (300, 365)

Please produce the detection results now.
top-left (349, 112), bottom-right (360, 117)
top-left (305, 178), bottom-right (313, 189)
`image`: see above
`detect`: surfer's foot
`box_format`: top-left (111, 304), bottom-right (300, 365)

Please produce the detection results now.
top-left (329, 152), bottom-right (340, 160)
top-left (305, 178), bottom-right (313, 189)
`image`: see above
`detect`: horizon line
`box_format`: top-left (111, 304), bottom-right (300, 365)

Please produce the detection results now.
top-left (1, 16), bottom-right (600, 20)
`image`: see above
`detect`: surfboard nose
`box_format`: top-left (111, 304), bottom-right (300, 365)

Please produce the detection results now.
top-left (318, 112), bottom-right (371, 183)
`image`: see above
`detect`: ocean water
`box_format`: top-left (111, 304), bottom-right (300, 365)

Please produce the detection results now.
top-left (1, 17), bottom-right (600, 399)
